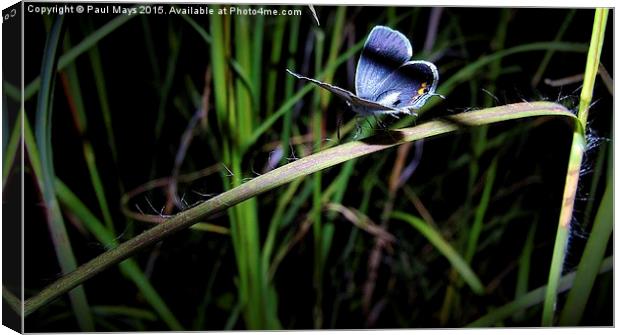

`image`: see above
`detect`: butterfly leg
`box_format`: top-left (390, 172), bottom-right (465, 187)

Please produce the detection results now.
top-left (372, 114), bottom-right (401, 142)
top-left (337, 115), bottom-right (343, 141)
top-left (373, 114), bottom-right (388, 131)
top-left (353, 116), bottom-right (365, 139)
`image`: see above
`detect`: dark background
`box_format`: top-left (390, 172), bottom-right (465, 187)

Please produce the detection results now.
top-left (19, 3), bottom-right (613, 331)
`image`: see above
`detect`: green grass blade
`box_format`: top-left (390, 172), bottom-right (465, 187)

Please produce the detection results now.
top-left (209, 9), bottom-right (228, 144)
top-left (419, 41), bottom-right (588, 116)
top-left (3, 88), bottom-right (9, 151)
top-left (558, 145), bottom-right (612, 325)
top-left (279, 14), bottom-right (300, 165)
top-left (313, 10), bottom-right (346, 327)
top-left (3, 81), bottom-right (20, 101)
top-left (61, 35), bottom-right (115, 232)
top-left (234, 14), bottom-right (254, 147)
top-left (541, 8), bottom-right (608, 326)
top-left (154, 26), bottom-right (181, 137)
top-left (531, 10), bottom-right (576, 86)
top-left (513, 218), bottom-right (537, 322)
top-left (311, 28), bottom-right (326, 328)
top-left (320, 7), bottom-right (346, 108)
top-left (251, 15), bottom-right (265, 107)
top-left (265, 14), bottom-right (286, 115)
top-left (468, 256), bottom-right (612, 327)
top-left (262, 178), bottom-right (303, 273)
top-left (209, 7), bottom-right (271, 328)
top-left (246, 38), bottom-right (366, 148)
top-left (84, 20), bottom-right (119, 168)
top-left (209, 11), bottom-right (251, 326)
top-left (582, 141), bottom-right (607, 227)
top-left (22, 13), bottom-right (137, 101)
top-left (2, 114), bottom-right (20, 187)
top-left (54, 180), bottom-right (184, 330)
top-left (577, 10), bottom-right (608, 125)
top-left (23, 111), bottom-right (42, 182)
top-left (541, 135), bottom-right (583, 327)
top-left (92, 305), bottom-right (156, 321)
top-left (2, 286), bottom-right (21, 316)
top-left (140, 16), bottom-right (161, 82)
top-left (180, 14), bottom-right (212, 44)
top-left (464, 159), bottom-right (497, 263)
top-left (23, 102), bottom-right (578, 316)
top-left (392, 212), bottom-right (485, 295)
top-left (28, 109), bottom-right (217, 330)
top-left (559, 183), bottom-right (612, 325)
top-left (33, 17), bottom-right (94, 331)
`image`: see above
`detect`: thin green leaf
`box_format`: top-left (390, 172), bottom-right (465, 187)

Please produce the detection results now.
top-left (542, 8), bottom-right (608, 326)
top-left (392, 211), bottom-right (485, 295)
top-left (464, 159), bottom-right (497, 263)
top-left (2, 286), bottom-right (21, 316)
top-left (22, 13), bottom-right (137, 101)
top-left (34, 17), bottom-right (94, 331)
top-left (559, 147), bottom-right (612, 325)
top-left (2, 114), bottom-right (20, 187)
top-left (468, 256), bottom-right (612, 327)
top-left (54, 180), bottom-right (184, 330)
top-left (92, 305), bottom-right (157, 321)
top-left (513, 218), bottom-right (537, 322)
top-left (61, 35), bottom-right (115, 232)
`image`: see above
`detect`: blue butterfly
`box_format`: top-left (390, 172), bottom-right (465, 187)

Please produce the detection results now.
top-left (287, 25), bottom-right (440, 116)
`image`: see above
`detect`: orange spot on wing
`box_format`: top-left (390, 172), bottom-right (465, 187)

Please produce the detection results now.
top-left (417, 82), bottom-right (428, 96)
top-left (411, 82), bottom-right (429, 103)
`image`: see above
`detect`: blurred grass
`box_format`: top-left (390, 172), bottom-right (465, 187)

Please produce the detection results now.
top-left (60, 32), bottom-right (115, 232)
top-left (34, 17), bottom-right (94, 331)
top-left (513, 217), bottom-right (537, 322)
top-left (531, 9), bottom-right (576, 87)
top-left (55, 180), bottom-right (184, 330)
top-left (315, 13), bottom-right (346, 327)
top-left (210, 6), bottom-right (275, 328)
top-left (2, 286), bottom-right (21, 316)
top-left (154, 24), bottom-right (182, 138)
top-left (468, 256), bottom-right (613, 327)
top-left (19, 6), bottom-right (612, 331)
top-left (440, 9), bottom-right (506, 323)
top-left (311, 25), bottom-right (325, 328)
top-left (559, 145), bottom-right (612, 325)
top-left (82, 20), bottom-right (120, 171)
top-left (2, 114), bottom-right (20, 186)
top-left (392, 212), bottom-right (484, 295)
top-left (4, 12), bottom-right (137, 103)
top-left (23, 101), bottom-right (183, 330)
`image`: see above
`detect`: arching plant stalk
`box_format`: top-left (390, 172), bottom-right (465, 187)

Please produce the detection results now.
top-left (24, 101), bottom-right (578, 318)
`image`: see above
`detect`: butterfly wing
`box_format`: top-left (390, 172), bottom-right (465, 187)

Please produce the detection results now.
top-left (286, 69), bottom-right (399, 115)
top-left (355, 26), bottom-right (413, 99)
top-left (370, 61), bottom-right (438, 111)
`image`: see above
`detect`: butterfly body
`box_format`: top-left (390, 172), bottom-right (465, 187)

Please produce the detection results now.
top-left (287, 25), bottom-right (439, 116)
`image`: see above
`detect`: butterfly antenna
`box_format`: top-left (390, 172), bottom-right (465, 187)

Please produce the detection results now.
top-left (286, 69), bottom-right (303, 79)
